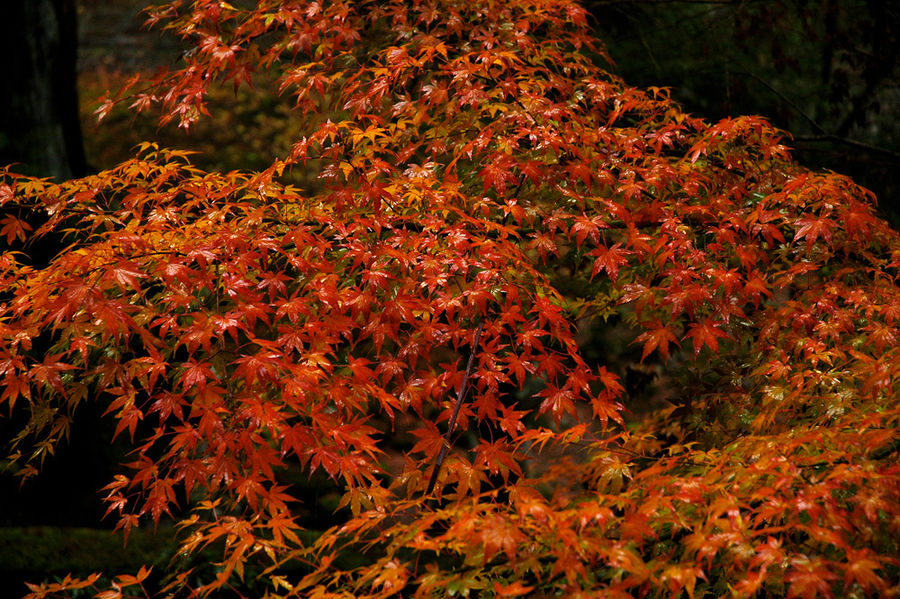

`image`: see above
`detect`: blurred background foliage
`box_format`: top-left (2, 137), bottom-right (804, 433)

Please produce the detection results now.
top-left (2, 0), bottom-right (897, 595)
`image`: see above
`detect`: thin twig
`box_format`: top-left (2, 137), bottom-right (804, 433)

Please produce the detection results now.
top-left (740, 69), bottom-right (826, 134)
top-left (425, 318), bottom-right (485, 497)
top-left (792, 135), bottom-right (900, 161)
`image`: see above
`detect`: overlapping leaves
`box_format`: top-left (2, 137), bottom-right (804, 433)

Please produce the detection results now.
top-left (3, 0), bottom-right (900, 597)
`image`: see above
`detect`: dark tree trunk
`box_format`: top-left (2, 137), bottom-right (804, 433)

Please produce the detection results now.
top-left (0, 0), bottom-right (87, 180)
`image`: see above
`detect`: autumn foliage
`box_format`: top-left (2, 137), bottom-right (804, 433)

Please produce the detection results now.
top-left (3, 0), bottom-right (900, 597)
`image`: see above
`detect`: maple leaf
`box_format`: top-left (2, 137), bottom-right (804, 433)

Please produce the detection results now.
top-left (494, 581), bottom-right (534, 597)
top-left (108, 260), bottom-right (146, 290)
top-left (410, 422), bottom-right (444, 459)
top-left (569, 214), bottom-right (605, 247)
top-left (0, 214), bottom-right (31, 243)
top-left (479, 154), bottom-right (517, 194)
top-left (634, 321), bottom-right (680, 361)
top-left (684, 319), bottom-right (729, 355)
top-left (589, 243), bottom-right (630, 282)
top-left (743, 270), bottom-right (772, 307)
top-left (793, 215), bottom-right (835, 247)
top-left (537, 384), bottom-right (577, 422)
top-left (503, 354), bottom-right (533, 386)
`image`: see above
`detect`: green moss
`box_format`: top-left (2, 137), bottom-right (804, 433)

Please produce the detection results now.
top-left (0, 526), bottom-right (175, 575)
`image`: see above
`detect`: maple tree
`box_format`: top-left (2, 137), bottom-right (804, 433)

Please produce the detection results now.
top-left (3, 0), bottom-right (900, 597)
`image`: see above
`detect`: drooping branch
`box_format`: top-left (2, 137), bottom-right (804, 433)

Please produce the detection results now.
top-left (425, 318), bottom-right (485, 497)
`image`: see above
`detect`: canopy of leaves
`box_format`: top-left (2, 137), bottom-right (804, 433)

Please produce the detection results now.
top-left (2, 0), bottom-right (899, 597)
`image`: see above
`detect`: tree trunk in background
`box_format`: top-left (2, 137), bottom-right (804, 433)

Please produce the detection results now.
top-left (0, 0), bottom-right (87, 180)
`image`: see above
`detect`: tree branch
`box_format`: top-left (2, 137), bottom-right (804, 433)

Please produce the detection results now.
top-left (792, 135), bottom-right (900, 161)
top-left (740, 69), bottom-right (826, 135)
top-left (425, 318), bottom-right (485, 497)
